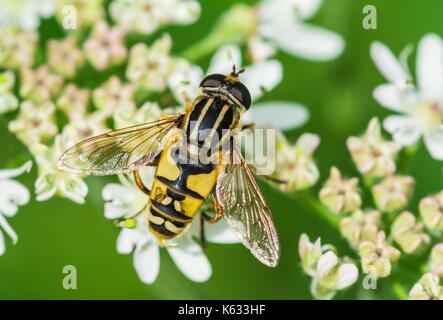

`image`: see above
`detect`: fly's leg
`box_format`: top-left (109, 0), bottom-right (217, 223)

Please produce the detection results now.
top-left (201, 195), bottom-right (223, 224)
top-left (199, 213), bottom-right (208, 250)
top-left (132, 156), bottom-right (160, 195)
top-left (133, 169), bottom-right (151, 195)
top-left (241, 123), bottom-right (255, 131)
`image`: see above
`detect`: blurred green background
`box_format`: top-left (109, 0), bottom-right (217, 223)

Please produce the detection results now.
top-left (1, 0), bottom-right (443, 299)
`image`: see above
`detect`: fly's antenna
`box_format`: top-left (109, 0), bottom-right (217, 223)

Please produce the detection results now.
top-left (230, 64), bottom-right (245, 77)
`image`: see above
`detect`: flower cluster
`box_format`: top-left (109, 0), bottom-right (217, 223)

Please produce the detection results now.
top-left (0, 0), bottom-right (343, 287)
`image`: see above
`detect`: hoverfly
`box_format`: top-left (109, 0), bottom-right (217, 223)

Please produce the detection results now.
top-left (58, 67), bottom-right (281, 267)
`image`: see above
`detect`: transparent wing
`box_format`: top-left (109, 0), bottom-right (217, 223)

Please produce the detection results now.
top-left (58, 115), bottom-right (182, 176)
top-left (215, 145), bottom-right (280, 267)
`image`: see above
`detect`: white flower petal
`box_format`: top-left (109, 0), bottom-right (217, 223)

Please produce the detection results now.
top-left (205, 218), bottom-right (239, 244)
top-left (337, 263), bottom-right (358, 289)
top-left (416, 34), bottom-right (443, 100)
top-left (261, 22), bottom-right (344, 61)
top-left (424, 126), bottom-right (443, 160)
top-left (207, 45), bottom-right (242, 75)
top-left (317, 251), bottom-right (338, 278)
top-left (383, 115), bottom-right (422, 146)
top-left (373, 84), bottom-right (405, 112)
top-left (0, 214), bottom-right (18, 245)
top-left (0, 160), bottom-right (32, 180)
top-left (241, 60), bottom-right (282, 101)
top-left (243, 101), bottom-right (309, 130)
top-left (371, 42), bottom-right (409, 85)
top-left (133, 241), bottom-right (160, 284)
top-left (168, 237), bottom-right (212, 282)
top-left (102, 183), bottom-right (140, 219)
top-left (59, 176), bottom-right (88, 204)
top-left (0, 180), bottom-right (30, 217)
top-left (259, 0), bottom-right (322, 23)
top-left (168, 65), bottom-right (203, 104)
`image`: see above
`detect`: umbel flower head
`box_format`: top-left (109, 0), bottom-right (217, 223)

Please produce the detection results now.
top-left (340, 209), bottom-right (381, 247)
top-left (372, 175), bottom-right (414, 213)
top-left (110, 0), bottom-right (201, 35)
top-left (430, 244), bottom-right (443, 278)
top-left (359, 231), bottom-right (401, 278)
top-left (391, 211), bottom-right (430, 254)
top-left (0, 70), bottom-right (19, 114)
top-left (56, 84), bottom-right (90, 117)
top-left (0, 161), bottom-right (32, 256)
top-left (84, 20), bottom-right (128, 70)
top-left (47, 36), bottom-right (85, 79)
top-left (409, 273), bottom-right (443, 300)
top-left (419, 191), bottom-right (443, 231)
top-left (298, 234), bottom-right (358, 300)
top-left (30, 128), bottom-right (88, 204)
top-left (347, 117), bottom-right (401, 177)
top-left (127, 33), bottom-right (179, 92)
top-left (92, 76), bottom-right (136, 116)
top-left (0, 28), bottom-right (37, 69)
top-left (8, 100), bottom-right (58, 146)
top-left (319, 167), bottom-right (361, 214)
top-left (20, 65), bottom-right (64, 103)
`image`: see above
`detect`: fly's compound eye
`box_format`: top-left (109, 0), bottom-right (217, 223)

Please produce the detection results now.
top-left (199, 74), bottom-right (226, 88)
top-left (229, 82), bottom-right (251, 110)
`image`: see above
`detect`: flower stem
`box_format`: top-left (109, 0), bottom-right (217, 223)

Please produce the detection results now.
top-left (397, 142), bottom-right (420, 174)
top-left (294, 191), bottom-right (341, 229)
top-left (391, 280), bottom-right (409, 300)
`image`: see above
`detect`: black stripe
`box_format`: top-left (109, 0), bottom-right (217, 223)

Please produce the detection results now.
top-left (151, 199), bottom-right (192, 222)
top-left (186, 98), bottom-right (207, 139)
top-left (167, 188), bottom-right (186, 201)
top-left (149, 221), bottom-right (176, 237)
top-left (157, 176), bottom-right (205, 200)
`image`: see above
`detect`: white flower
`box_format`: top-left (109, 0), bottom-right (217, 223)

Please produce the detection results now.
top-left (102, 169), bottom-right (239, 283)
top-left (0, 161), bottom-right (32, 256)
top-left (168, 44), bottom-right (308, 130)
top-left (255, 0), bottom-right (344, 61)
top-left (371, 34), bottom-right (443, 160)
top-left (0, 0), bottom-right (55, 31)
top-left (30, 128), bottom-right (88, 204)
top-left (110, 0), bottom-right (201, 35)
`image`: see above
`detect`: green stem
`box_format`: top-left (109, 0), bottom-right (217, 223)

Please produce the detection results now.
top-left (397, 142), bottom-right (420, 174)
top-left (294, 192), bottom-right (341, 229)
top-left (391, 280), bottom-right (409, 300)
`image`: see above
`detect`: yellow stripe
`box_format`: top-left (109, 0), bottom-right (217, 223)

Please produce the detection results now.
top-left (202, 104), bottom-right (230, 149)
top-left (189, 98), bottom-right (214, 142)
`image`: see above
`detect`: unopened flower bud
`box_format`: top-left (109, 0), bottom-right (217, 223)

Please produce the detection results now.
top-left (319, 167), bottom-right (361, 214)
top-left (419, 191), bottom-right (443, 231)
top-left (275, 132), bottom-right (320, 192)
top-left (347, 117), bottom-right (401, 177)
top-left (340, 209), bottom-right (381, 246)
top-left (298, 233), bottom-right (323, 277)
top-left (409, 273), bottom-right (443, 300)
top-left (359, 231), bottom-right (400, 278)
top-left (430, 244), bottom-right (443, 278)
top-left (372, 175), bottom-right (414, 212)
top-left (391, 211), bottom-right (430, 254)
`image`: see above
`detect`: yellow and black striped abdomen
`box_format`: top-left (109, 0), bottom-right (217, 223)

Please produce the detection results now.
top-left (148, 142), bottom-right (219, 240)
